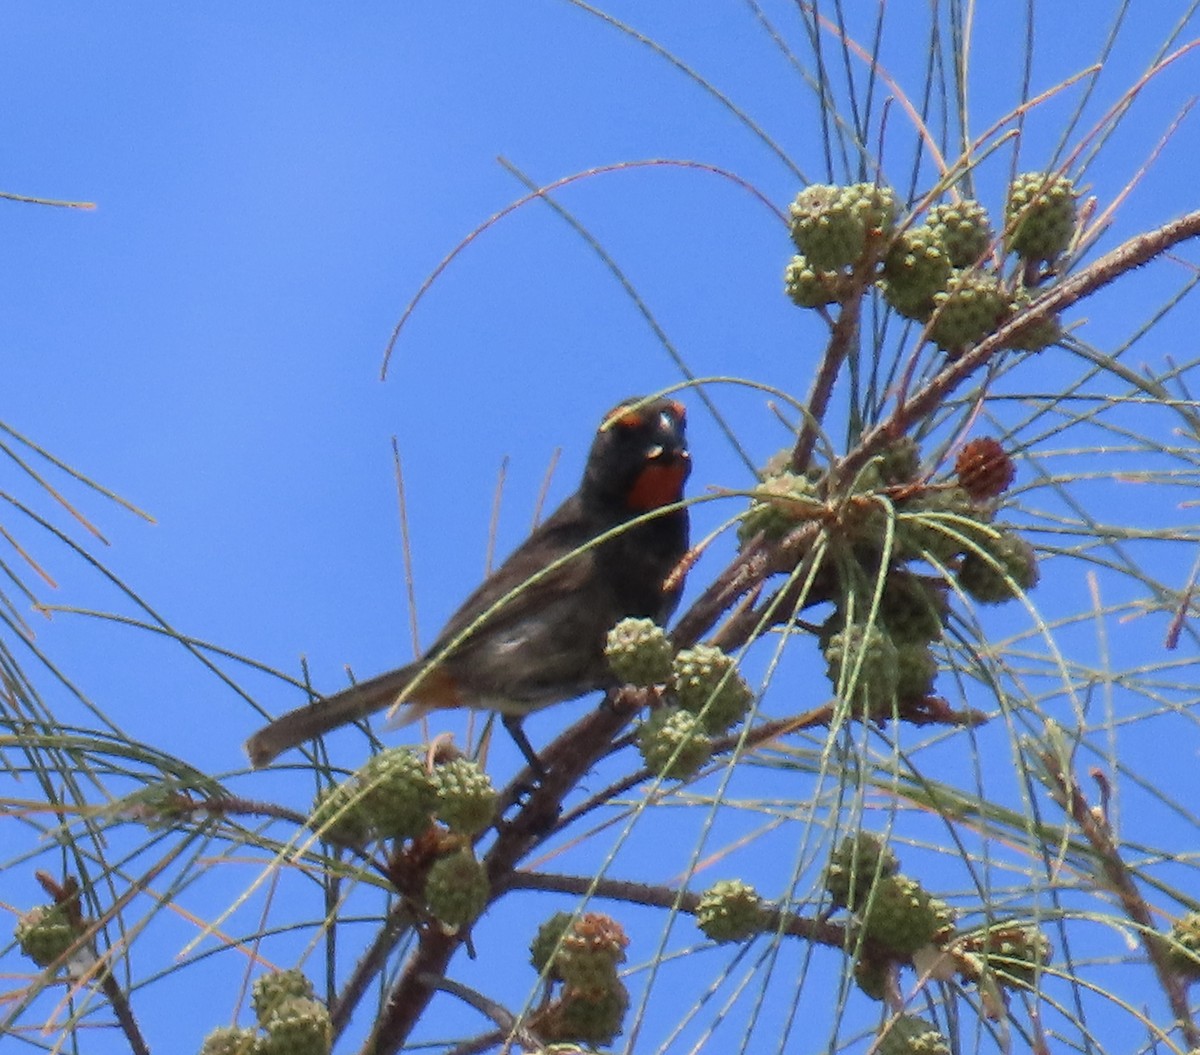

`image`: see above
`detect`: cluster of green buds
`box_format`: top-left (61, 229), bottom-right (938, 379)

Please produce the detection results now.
top-left (305, 746), bottom-right (495, 930)
top-left (1166, 910), bottom-right (1200, 980)
top-left (735, 430), bottom-right (1035, 718)
top-left (423, 844), bottom-right (491, 929)
top-left (877, 1014), bottom-right (952, 1055)
top-left (309, 745), bottom-right (497, 845)
top-left (606, 617), bottom-right (755, 780)
top-left (13, 902), bottom-right (84, 973)
top-left (784, 172), bottom-right (1077, 355)
top-left (694, 878), bottom-right (770, 943)
top-left (530, 912), bottom-right (631, 1046)
top-left (823, 832), bottom-right (955, 966)
top-left (200, 969), bottom-right (331, 1055)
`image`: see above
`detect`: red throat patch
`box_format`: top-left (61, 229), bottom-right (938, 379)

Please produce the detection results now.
top-left (626, 461), bottom-right (688, 511)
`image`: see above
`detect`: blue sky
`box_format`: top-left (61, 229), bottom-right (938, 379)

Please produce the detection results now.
top-left (5, 4), bottom-right (1200, 1053)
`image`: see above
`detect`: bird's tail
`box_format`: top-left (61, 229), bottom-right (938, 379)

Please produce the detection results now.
top-left (244, 662), bottom-right (455, 769)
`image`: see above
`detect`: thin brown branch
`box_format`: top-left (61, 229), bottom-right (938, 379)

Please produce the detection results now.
top-left (361, 923), bottom-right (458, 1054)
top-left (792, 239), bottom-right (885, 472)
top-left (556, 697), bottom-right (984, 834)
top-left (331, 900), bottom-right (417, 1040)
top-left (506, 869), bottom-right (854, 950)
top-left (98, 971), bottom-right (150, 1055)
top-left (1037, 748), bottom-right (1200, 1050)
top-left (840, 208), bottom-right (1200, 484)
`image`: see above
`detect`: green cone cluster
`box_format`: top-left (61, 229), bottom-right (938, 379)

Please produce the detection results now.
top-left (199, 1027), bottom-right (260, 1055)
top-left (880, 225), bottom-right (952, 320)
top-left (789, 182), bottom-right (897, 270)
top-left (695, 879), bottom-right (768, 943)
top-left (309, 747), bottom-right (437, 845)
top-left (309, 780), bottom-right (374, 845)
top-left (259, 998), bottom-right (332, 1055)
top-left (13, 903), bottom-right (78, 970)
top-left (783, 174), bottom-right (1073, 353)
top-left (785, 255), bottom-right (842, 307)
top-left (896, 484), bottom-right (990, 565)
top-left (530, 912), bottom-right (630, 1047)
top-left (424, 847), bottom-right (490, 928)
top-left (853, 955), bottom-right (891, 1000)
top-left (737, 468), bottom-right (820, 545)
top-left (672, 644), bottom-right (754, 734)
top-left (857, 874), bottom-right (955, 955)
top-left (957, 529), bottom-right (1040, 604)
top-left (617, 631), bottom-right (754, 778)
top-left (878, 1015), bottom-right (951, 1055)
top-left (605, 616), bottom-right (675, 687)
top-left (1004, 289), bottom-right (1064, 351)
top-left (1006, 171), bottom-right (1077, 261)
top-left (824, 832), bottom-right (954, 956)
top-left (823, 622), bottom-right (899, 715)
top-left (926, 199), bottom-right (993, 267)
top-left (358, 747), bottom-right (439, 840)
top-left (252, 968), bottom-right (315, 1023)
top-left (1167, 911), bottom-right (1200, 979)
top-left (200, 970), bottom-right (331, 1055)
top-left (530, 912), bottom-right (576, 979)
top-left (311, 748), bottom-right (499, 847)
top-left (928, 269), bottom-right (1010, 352)
top-left (878, 436), bottom-right (921, 485)
top-left (431, 755), bottom-right (497, 836)
top-left (824, 832), bottom-right (899, 911)
top-left (637, 706), bottom-right (712, 779)
top-left (783, 431), bottom-right (1033, 713)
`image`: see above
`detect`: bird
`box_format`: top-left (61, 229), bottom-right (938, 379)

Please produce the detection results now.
top-left (245, 396), bottom-right (691, 769)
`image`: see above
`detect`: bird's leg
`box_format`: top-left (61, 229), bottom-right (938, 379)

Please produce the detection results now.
top-left (502, 714), bottom-right (546, 782)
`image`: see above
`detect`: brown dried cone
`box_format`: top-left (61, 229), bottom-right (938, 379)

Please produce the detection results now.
top-left (958, 922), bottom-right (1052, 987)
top-left (955, 438), bottom-right (1015, 501)
top-left (555, 913), bottom-right (629, 990)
